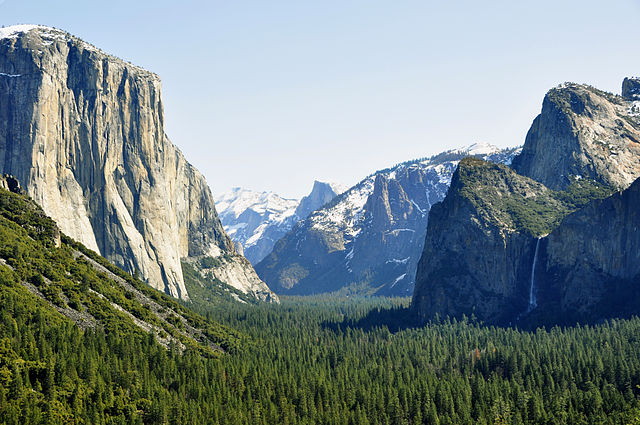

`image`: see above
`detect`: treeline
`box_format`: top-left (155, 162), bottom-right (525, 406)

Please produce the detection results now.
top-left (1, 291), bottom-right (640, 423)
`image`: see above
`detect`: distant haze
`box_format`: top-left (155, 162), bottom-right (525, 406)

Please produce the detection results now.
top-left (2, 1), bottom-right (640, 198)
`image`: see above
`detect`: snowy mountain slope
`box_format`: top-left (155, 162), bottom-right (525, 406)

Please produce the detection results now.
top-left (216, 181), bottom-right (344, 264)
top-left (255, 143), bottom-right (521, 296)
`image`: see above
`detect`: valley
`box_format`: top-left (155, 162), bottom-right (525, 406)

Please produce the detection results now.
top-left (0, 15), bottom-right (639, 425)
top-left (3, 290), bottom-right (640, 423)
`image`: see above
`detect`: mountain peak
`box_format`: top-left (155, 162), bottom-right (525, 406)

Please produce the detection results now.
top-left (295, 181), bottom-right (342, 219)
top-left (216, 180), bottom-right (344, 265)
top-left (455, 142), bottom-right (502, 156)
top-left (512, 81), bottom-right (640, 190)
top-left (622, 76), bottom-right (640, 100)
top-left (256, 145), bottom-right (519, 296)
top-left (0, 24), bottom-right (55, 39)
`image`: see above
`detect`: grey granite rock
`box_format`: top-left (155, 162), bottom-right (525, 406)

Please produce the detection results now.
top-left (0, 25), bottom-right (275, 301)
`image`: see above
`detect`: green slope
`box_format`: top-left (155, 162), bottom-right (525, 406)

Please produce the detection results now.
top-left (0, 183), bottom-right (247, 422)
top-left (456, 157), bottom-right (615, 237)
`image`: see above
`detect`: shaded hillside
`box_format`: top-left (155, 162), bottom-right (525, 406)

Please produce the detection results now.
top-left (0, 177), bottom-right (243, 353)
top-left (528, 177), bottom-right (640, 326)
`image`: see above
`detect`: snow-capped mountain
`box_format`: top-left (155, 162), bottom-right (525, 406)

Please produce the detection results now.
top-left (216, 181), bottom-right (345, 264)
top-left (255, 143), bottom-right (521, 296)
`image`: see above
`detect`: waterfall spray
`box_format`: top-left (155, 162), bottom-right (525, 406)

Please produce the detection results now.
top-left (528, 237), bottom-right (541, 311)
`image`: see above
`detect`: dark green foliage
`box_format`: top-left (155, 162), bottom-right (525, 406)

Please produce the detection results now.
top-left (0, 186), bottom-right (242, 354)
top-left (187, 296), bottom-right (640, 425)
top-left (3, 286), bottom-right (640, 423)
top-left (182, 261), bottom-right (258, 308)
top-left (457, 158), bottom-right (615, 237)
top-left (199, 256), bottom-right (221, 269)
top-left (551, 177), bottom-right (616, 210)
top-left (62, 238), bottom-right (245, 353)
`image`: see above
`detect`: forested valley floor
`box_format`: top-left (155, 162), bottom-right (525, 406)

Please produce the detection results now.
top-left (2, 291), bottom-right (640, 424)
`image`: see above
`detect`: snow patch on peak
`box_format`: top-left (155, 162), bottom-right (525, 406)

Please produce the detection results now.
top-left (327, 181), bottom-right (349, 195)
top-left (0, 25), bottom-right (70, 43)
top-left (216, 188), bottom-right (298, 222)
top-left (0, 25), bottom-right (48, 39)
top-left (310, 176), bottom-right (374, 236)
top-left (453, 142), bottom-right (502, 156)
top-left (217, 182), bottom-right (344, 264)
top-left (0, 24), bottom-right (154, 74)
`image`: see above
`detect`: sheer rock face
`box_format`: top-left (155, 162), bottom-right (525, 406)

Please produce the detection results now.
top-left (294, 181), bottom-right (341, 219)
top-left (512, 83), bottom-right (640, 190)
top-left (0, 25), bottom-right (271, 300)
top-left (412, 159), bottom-right (561, 324)
top-left (622, 77), bottom-right (640, 100)
top-left (413, 79), bottom-right (640, 326)
top-left (535, 178), bottom-right (640, 322)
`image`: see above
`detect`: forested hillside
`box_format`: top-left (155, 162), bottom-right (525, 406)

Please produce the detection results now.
top-left (3, 284), bottom-right (640, 423)
top-left (0, 183), bottom-right (246, 422)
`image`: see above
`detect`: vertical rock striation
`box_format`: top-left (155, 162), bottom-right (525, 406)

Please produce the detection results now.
top-left (0, 25), bottom-right (274, 301)
top-left (534, 178), bottom-right (640, 323)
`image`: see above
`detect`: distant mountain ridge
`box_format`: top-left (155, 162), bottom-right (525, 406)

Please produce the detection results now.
top-left (216, 181), bottom-right (345, 264)
top-left (256, 143), bottom-right (521, 296)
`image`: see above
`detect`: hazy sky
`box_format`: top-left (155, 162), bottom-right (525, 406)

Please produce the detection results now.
top-left (2, 1), bottom-right (640, 198)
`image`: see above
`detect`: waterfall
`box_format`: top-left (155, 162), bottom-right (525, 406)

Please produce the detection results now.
top-left (528, 237), bottom-right (541, 311)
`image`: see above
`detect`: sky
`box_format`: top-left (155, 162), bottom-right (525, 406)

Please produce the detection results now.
top-left (2, 1), bottom-right (640, 198)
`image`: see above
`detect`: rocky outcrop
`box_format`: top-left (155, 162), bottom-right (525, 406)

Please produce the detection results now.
top-left (257, 144), bottom-right (520, 296)
top-left (512, 83), bottom-right (640, 190)
top-left (412, 158), bottom-right (573, 324)
top-left (413, 79), bottom-right (640, 326)
top-left (185, 254), bottom-right (279, 303)
top-left (0, 25), bottom-right (272, 301)
top-left (622, 77), bottom-right (640, 100)
top-left (0, 174), bottom-right (23, 194)
top-left (532, 178), bottom-right (640, 324)
top-left (216, 181), bottom-right (343, 264)
top-left (294, 181), bottom-right (343, 219)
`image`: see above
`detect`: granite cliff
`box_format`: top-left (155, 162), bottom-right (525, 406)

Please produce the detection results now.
top-left (413, 79), bottom-right (640, 325)
top-left (531, 178), bottom-right (640, 325)
top-left (412, 158), bottom-right (612, 324)
top-left (0, 25), bottom-right (275, 301)
top-left (512, 83), bottom-right (640, 190)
